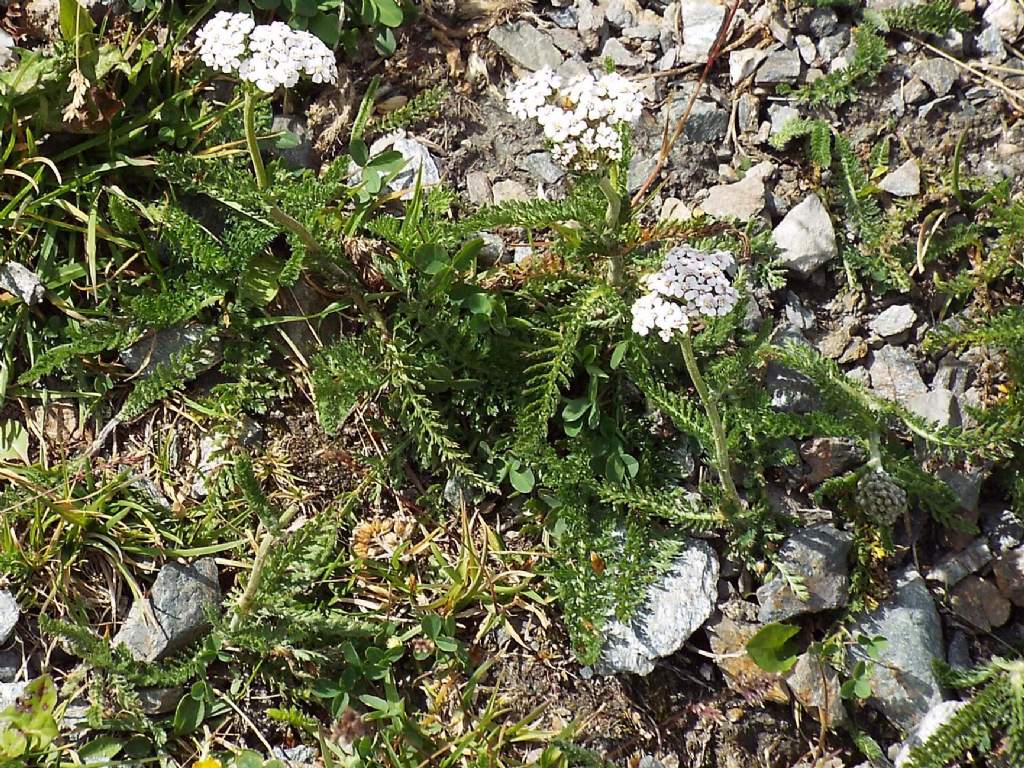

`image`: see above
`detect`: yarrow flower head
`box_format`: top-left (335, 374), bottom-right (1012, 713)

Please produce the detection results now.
top-left (504, 68), bottom-right (644, 171)
top-left (195, 12), bottom-right (337, 93)
top-left (631, 246), bottom-right (741, 342)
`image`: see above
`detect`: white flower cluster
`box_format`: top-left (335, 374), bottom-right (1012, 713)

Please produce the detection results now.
top-left (631, 246), bottom-right (741, 342)
top-left (504, 68), bottom-right (644, 170)
top-left (195, 12), bottom-right (337, 93)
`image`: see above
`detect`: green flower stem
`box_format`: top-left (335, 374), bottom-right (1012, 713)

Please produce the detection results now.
top-left (243, 88), bottom-right (269, 192)
top-left (680, 332), bottom-right (741, 513)
top-left (229, 504), bottom-right (299, 632)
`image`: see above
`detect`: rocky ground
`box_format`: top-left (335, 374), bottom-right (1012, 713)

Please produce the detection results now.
top-left (3, 0), bottom-right (1024, 765)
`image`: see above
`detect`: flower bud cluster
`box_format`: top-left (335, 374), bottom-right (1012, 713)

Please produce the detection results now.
top-left (504, 68), bottom-right (644, 170)
top-left (631, 246), bottom-right (741, 342)
top-left (196, 12), bottom-right (338, 93)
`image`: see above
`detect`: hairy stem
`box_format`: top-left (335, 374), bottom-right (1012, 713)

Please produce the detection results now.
top-left (229, 504), bottom-right (299, 632)
top-left (243, 89), bottom-right (269, 192)
top-left (680, 332), bottom-right (741, 512)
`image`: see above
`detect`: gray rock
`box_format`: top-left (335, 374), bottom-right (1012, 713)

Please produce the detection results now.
top-left (477, 232), bottom-right (508, 265)
top-left (870, 304), bottom-right (917, 337)
top-left (549, 27), bottom-right (586, 55)
top-left (783, 291), bottom-right (815, 331)
top-left (737, 93), bottom-right (760, 133)
top-left (575, 0), bottom-right (604, 47)
top-left (937, 463), bottom-right (988, 512)
top-left (0, 681), bottom-right (28, 712)
top-left (816, 28), bottom-right (850, 65)
top-left (768, 104), bottom-right (800, 136)
top-left (138, 687), bottom-right (184, 714)
top-left (868, 346), bottom-right (927, 404)
top-left (0, 590), bottom-right (19, 644)
top-left (894, 701), bottom-right (966, 768)
top-left (627, 156), bottom-right (657, 193)
top-left (911, 58), bottom-right (958, 97)
top-left (766, 362), bottom-right (822, 413)
top-left (0, 651), bottom-right (18, 683)
top-left (269, 115), bottom-right (315, 170)
top-left (947, 630), bottom-right (971, 669)
top-left (879, 159), bottom-right (921, 197)
top-left (679, 0), bottom-right (726, 62)
top-left (976, 23), bottom-right (1007, 61)
top-left (0, 262), bottom-right (44, 305)
top-left (491, 180), bottom-right (530, 204)
top-left (549, 6), bottom-right (577, 28)
top-left (272, 745), bottom-right (318, 767)
top-left (772, 193), bottom-right (837, 275)
top-left (605, 0), bottom-right (639, 28)
top-left (928, 537), bottom-right (992, 588)
top-left (983, 0), bottom-right (1024, 40)
top-left (950, 575), bottom-right (1010, 631)
top-left (701, 161), bottom-right (772, 221)
top-left (623, 22), bottom-right (662, 41)
top-left (596, 540), bottom-right (719, 675)
top-left (847, 568), bottom-right (945, 731)
top-left (367, 133), bottom-right (441, 200)
top-left (907, 388), bottom-right (961, 428)
top-left (518, 152), bottom-right (565, 185)
top-left (465, 171), bottom-right (492, 205)
top-left (993, 545), bottom-right (1024, 606)
top-left (729, 49), bottom-right (767, 85)
top-left (755, 48), bottom-right (802, 83)
top-left (795, 35), bottom-right (817, 65)
top-left (684, 100), bottom-right (729, 142)
top-left (801, 437), bottom-right (865, 484)
top-left (487, 22), bottom-right (563, 71)
top-left (983, 503), bottom-right (1024, 554)
top-left (601, 37), bottom-right (644, 67)
top-left (757, 524), bottom-right (853, 622)
top-left (113, 559), bottom-right (221, 662)
top-left (786, 652), bottom-right (848, 727)
top-left (902, 76), bottom-right (931, 106)
top-left (807, 7), bottom-right (838, 38)
top-left (933, 354), bottom-right (974, 395)
top-left (121, 325), bottom-right (221, 378)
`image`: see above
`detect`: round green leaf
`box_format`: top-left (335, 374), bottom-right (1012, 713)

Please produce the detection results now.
top-left (745, 622), bottom-right (801, 673)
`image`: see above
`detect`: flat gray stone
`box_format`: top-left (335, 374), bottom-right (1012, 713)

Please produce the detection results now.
top-left (817, 28), bottom-right (850, 65)
top-left (894, 701), bottom-right (966, 768)
top-left (928, 537), bottom-right (992, 588)
top-left (870, 304), bottom-right (917, 337)
top-left (488, 22), bottom-right (563, 71)
top-left (518, 152), bottom-right (565, 185)
top-left (465, 171), bottom-right (492, 205)
top-left (772, 193), bottom-right (838, 275)
top-left (868, 345), bottom-right (927, 404)
top-left (113, 559), bottom-right (221, 662)
top-left (903, 76), bottom-right (931, 106)
top-left (879, 159), bottom-right (921, 197)
top-left (701, 161), bottom-right (772, 221)
top-left (367, 133), bottom-right (440, 200)
top-left (911, 58), bottom-right (958, 97)
top-left (0, 262), bottom-right (44, 305)
top-left (601, 37), bottom-right (644, 67)
top-left (994, 545), bottom-right (1024, 606)
top-left (0, 681), bottom-right (28, 712)
top-left (491, 180), bottom-right (530, 204)
top-left (786, 652), bottom-right (848, 727)
top-left (0, 590), bottom-right (19, 644)
top-left (801, 437), bottom-right (865, 484)
top-left (729, 49), bottom-right (767, 84)
top-left (807, 7), bottom-right (838, 37)
top-left (683, 100), bottom-right (729, 142)
top-left (768, 104), bottom-right (800, 136)
top-left (605, 0), bottom-right (639, 28)
top-left (755, 47), bottom-right (802, 83)
top-left (847, 568), bottom-right (945, 731)
top-left (138, 687), bottom-right (185, 714)
top-left (120, 324), bottom-right (221, 378)
top-left (679, 0), bottom-right (726, 62)
top-left (907, 388), bottom-right (961, 428)
top-left (596, 540), bottom-right (719, 676)
top-left (983, 0), bottom-right (1024, 40)
top-left (976, 23), bottom-right (1007, 60)
top-left (757, 523), bottom-right (853, 622)
top-left (0, 651), bottom-right (18, 683)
